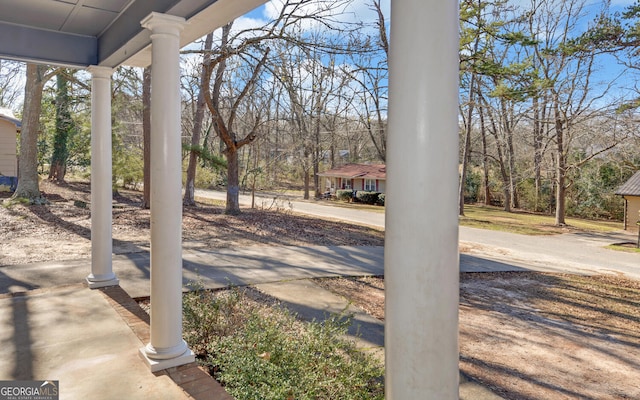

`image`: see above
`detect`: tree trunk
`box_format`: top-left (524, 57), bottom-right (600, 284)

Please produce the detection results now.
top-left (498, 149), bottom-right (511, 212)
top-left (482, 93), bottom-right (510, 211)
top-left (498, 96), bottom-right (518, 210)
top-left (303, 150), bottom-right (311, 200)
top-left (12, 64), bottom-right (47, 201)
top-left (459, 7), bottom-right (482, 215)
top-left (532, 95), bottom-right (542, 211)
top-left (314, 122), bottom-right (321, 198)
top-left (555, 161), bottom-right (566, 225)
top-left (184, 33), bottom-right (213, 206)
top-left (304, 168), bottom-right (310, 200)
top-left (250, 141), bottom-right (258, 209)
top-left (479, 101), bottom-right (491, 206)
top-left (459, 122), bottom-right (472, 215)
top-left (200, 21), bottom-right (264, 214)
top-left (313, 161), bottom-right (320, 198)
top-left (491, 126), bottom-right (510, 212)
top-left (226, 148), bottom-right (240, 214)
top-left (507, 128), bottom-right (518, 209)
top-left (142, 66), bottom-right (151, 209)
top-left (554, 102), bottom-right (566, 226)
top-left (459, 72), bottom-right (476, 216)
top-left (49, 72), bottom-right (72, 183)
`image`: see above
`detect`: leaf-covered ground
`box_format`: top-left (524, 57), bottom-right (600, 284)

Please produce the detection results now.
top-left (0, 179), bottom-right (383, 266)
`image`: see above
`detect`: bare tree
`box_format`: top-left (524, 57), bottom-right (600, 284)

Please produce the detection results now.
top-left (276, 37), bottom-right (344, 199)
top-left (348, 0), bottom-right (388, 163)
top-left (526, 0), bottom-right (620, 225)
top-left (202, 22), bottom-right (270, 214)
top-left (12, 63), bottom-right (58, 202)
top-left (181, 0), bottom-right (363, 210)
top-left (48, 70), bottom-right (74, 183)
top-left (183, 33), bottom-right (214, 206)
top-left (0, 60), bottom-right (24, 109)
top-left (458, 0), bottom-right (484, 215)
top-left (142, 66), bottom-right (151, 209)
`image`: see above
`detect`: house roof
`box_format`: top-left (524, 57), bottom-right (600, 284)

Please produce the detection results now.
top-left (318, 163), bottom-right (386, 180)
top-left (0, 108), bottom-right (21, 128)
top-left (616, 170), bottom-right (640, 196)
top-left (0, 0), bottom-right (266, 68)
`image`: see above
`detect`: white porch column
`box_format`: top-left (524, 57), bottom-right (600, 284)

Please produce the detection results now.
top-left (139, 12), bottom-right (194, 372)
top-left (385, 0), bottom-right (459, 399)
top-left (86, 66), bottom-right (119, 289)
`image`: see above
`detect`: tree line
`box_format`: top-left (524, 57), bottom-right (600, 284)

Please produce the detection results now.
top-left (2, 0), bottom-right (640, 222)
top-left (459, 0), bottom-right (640, 224)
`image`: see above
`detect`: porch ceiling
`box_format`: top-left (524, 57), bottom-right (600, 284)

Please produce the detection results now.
top-left (0, 0), bottom-right (267, 68)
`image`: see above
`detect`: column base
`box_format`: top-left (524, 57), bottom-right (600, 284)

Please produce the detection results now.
top-left (139, 347), bottom-right (195, 372)
top-left (86, 274), bottom-right (119, 289)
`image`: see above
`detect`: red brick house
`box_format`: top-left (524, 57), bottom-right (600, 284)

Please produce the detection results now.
top-left (318, 163), bottom-right (386, 194)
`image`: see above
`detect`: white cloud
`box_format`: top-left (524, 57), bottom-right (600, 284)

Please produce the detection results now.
top-left (261, 0), bottom-right (389, 33)
top-left (188, 0), bottom-right (390, 42)
top-left (231, 16), bottom-right (268, 33)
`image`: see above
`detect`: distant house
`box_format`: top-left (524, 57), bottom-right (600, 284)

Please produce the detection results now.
top-left (0, 108), bottom-right (20, 192)
top-left (616, 171), bottom-right (640, 232)
top-left (318, 163), bottom-right (386, 194)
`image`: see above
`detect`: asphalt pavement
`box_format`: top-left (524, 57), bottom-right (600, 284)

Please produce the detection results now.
top-left (196, 189), bottom-right (640, 280)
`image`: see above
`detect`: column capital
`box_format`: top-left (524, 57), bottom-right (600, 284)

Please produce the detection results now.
top-left (86, 66), bottom-right (113, 79)
top-left (141, 12), bottom-right (186, 35)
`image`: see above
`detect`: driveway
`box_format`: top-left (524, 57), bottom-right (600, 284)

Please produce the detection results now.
top-left (196, 189), bottom-right (640, 279)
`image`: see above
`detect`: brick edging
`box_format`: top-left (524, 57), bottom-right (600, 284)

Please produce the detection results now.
top-left (98, 285), bottom-right (233, 400)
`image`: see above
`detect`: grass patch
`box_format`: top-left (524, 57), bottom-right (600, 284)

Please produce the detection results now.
top-left (460, 205), bottom-right (621, 235)
top-left (2, 197), bottom-right (31, 208)
top-left (321, 200), bottom-right (385, 213)
top-left (182, 284), bottom-right (384, 399)
top-left (193, 196), bottom-right (226, 207)
top-left (607, 243), bottom-right (640, 253)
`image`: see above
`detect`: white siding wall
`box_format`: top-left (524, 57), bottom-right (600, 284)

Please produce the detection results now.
top-left (0, 120), bottom-right (17, 177)
top-left (377, 180), bottom-right (386, 193)
top-left (625, 196), bottom-right (640, 233)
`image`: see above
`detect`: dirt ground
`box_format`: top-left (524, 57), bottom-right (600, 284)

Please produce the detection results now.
top-left (317, 274), bottom-right (640, 400)
top-left (2, 180), bottom-right (640, 399)
top-left (0, 180), bottom-right (384, 266)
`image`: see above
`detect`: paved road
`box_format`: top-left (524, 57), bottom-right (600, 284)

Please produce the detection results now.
top-left (2, 190), bottom-right (637, 296)
top-left (196, 189), bottom-right (385, 228)
top-left (196, 189), bottom-right (640, 280)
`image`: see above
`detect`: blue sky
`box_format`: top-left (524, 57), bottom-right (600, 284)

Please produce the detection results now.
top-left (177, 0), bottom-right (640, 112)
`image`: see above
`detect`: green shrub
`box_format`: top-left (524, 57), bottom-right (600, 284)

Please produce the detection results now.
top-left (336, 189), bottom-right (353, 202)
top-left (377, 193), bottom-right (385, 206)
top-left (355, 191), bottom-right (379, 205)
top-left (464, 169), bottom-right (482, 203)
top-left (518, 178), bottom-right (553, 213)
top-left (211, 311), bottom-right (384, 400)
top-left (112, 146), bottom-right (143, 190)
top-left (182, 286), bottom-right (384, 399)
top-left (182, 283), bottom-right (247, 356)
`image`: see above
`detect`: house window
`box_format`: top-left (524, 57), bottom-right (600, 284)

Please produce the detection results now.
top-left (365, 179), bottom-right (376, 191)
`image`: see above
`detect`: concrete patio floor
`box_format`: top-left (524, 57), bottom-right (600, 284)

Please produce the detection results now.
top-left (0, 244), bottom-right (515, 399)
top-left (0, 283), bottom-right (230, 400)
